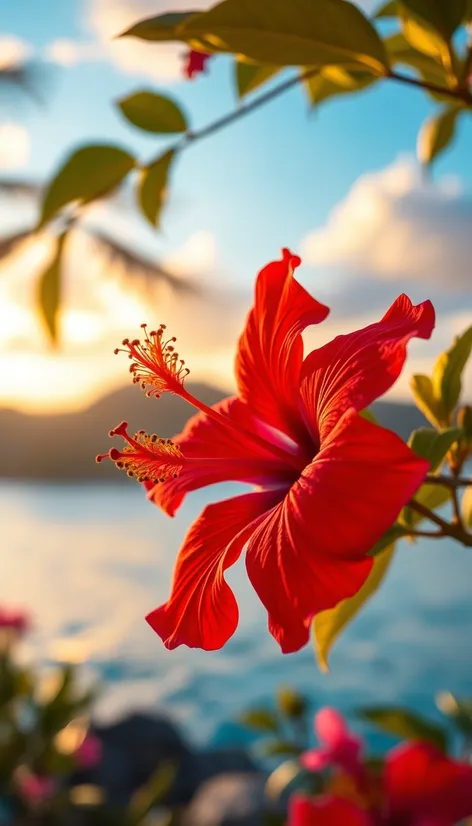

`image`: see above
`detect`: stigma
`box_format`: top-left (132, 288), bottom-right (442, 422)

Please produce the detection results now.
top-left (114, 324), bottom-right (190, 398)
top-left (96, 421), bottom-right (184, 483)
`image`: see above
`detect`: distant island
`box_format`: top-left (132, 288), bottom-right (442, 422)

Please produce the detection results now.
top-left (0, 383), bottom-right (428, 480)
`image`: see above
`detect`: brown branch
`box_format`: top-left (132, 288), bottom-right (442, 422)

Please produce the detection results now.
top-left (388, 69), bottom-right (472, 105)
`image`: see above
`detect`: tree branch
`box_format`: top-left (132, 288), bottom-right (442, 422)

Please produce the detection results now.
top-left (388, 69), bottom-right (472, 105)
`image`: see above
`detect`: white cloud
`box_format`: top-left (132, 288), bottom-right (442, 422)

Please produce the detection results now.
top-left (85, 0), bottom-right (212, 81)
top-left (0, 35), bottom-right (32, 69)
top-left (301, 156), bottom-right (471, 290)
top-left (44, 39), bottom-right (103, 67)
top-left (0, 123), bottom-right (30, 170)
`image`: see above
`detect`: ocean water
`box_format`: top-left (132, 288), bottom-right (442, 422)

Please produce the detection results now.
top-left (2, 481), bottom-right (472, 748)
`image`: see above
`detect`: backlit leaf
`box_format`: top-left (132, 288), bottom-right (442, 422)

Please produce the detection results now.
top-left (37, 231), bottom-right (67, 344)
top-left (314, 544), bottom-right (396, 672)
top-left (138, 149), bottom-right (175, 228)
top-left (39, 144), bottom-right (135, 227)
top-left (385, 32), bottom-right (450, 83)
top-left (461, 486), bottom-right (472, 529)
top-left (410, 373), bottom-right (445, 428)
top-left (401, 0), bottom-right (467, 40)
top-left (181, 0), bottom-right (389, 73)
top-left (119, 11), bottom-right (198, 41)
top-left (235, 60), bottom-right (280, 97)
top-left (240, 708), bottom-right (279, 733)
top-left (304, 66), bottom-right (377, 106)
top-left (401, 481), bottom-right (450, 529)
top-left (357, 705), bottom-right (448, 751)
top-left (117, 90), bottom-right (188, 134)
top-left (432, 326), bottom-right (472, 420)
top-left (417, 107), bottom-right (460, 166)
top-left (408, 426), bottom-right (463, 471)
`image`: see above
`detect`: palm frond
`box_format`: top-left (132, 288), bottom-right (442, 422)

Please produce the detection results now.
top-left (89, 229), bottom-right (199, 295)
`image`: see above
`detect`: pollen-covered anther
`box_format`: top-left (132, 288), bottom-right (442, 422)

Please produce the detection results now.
top-left (113, 323), bottom-right (190, 398)
top-left (96, 421), bottom-right (184, 484)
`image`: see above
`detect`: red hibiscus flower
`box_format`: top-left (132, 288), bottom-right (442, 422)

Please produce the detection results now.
top-left (183, 49), bottom-right (211, 79)
top-left (98, 249), bottom-right (434, 653)
top-left (290, 742), bottom-right (472, 826)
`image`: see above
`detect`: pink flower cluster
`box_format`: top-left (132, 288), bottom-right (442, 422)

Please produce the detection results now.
top-left (0, 606), bottom-right (30, 636)
top-left (289, 708), bottom-right (472, 826)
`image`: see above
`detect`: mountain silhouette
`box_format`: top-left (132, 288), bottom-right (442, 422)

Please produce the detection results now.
top-left (0, 383), bottom-right (428, 480)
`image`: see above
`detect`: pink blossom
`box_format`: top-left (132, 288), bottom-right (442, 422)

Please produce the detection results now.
top-left (75, 733), bottom-right (103, 769)
top-left (15, 772), bottom-right (56, 806)
top-left (300, 708), bottom-right (363, 777)
top-left (0, 606), bottom-right (30, 636)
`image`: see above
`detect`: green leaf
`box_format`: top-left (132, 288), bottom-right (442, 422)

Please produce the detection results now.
top-left (357, 705), bottom-right (448, 751)
top-left (313, 544), bottom-right (396, 671)
top-left (401, 481), bottom-right (450, 529)
top-left (432, 326), bottom-right (472, 420)
top-left (385, 32), bottom-right (450, 83)
top-left (408, 426), bottom-right (462, 471)
top-left (461, 485), bottom-right (472, 529)
top-left (181, 0), bottom-right (389, 73)
top-left (129, 763), bottom-right (176, 825)
top-left (304, 66), bottom-right (377, 106)
top-left (436, 692), bottom-right (472, 736)
top-left (39, 144), bottom-right (135, 228)
top-left (235, 60), bottom-right (280, 97)
top-left (400, 0), bottom-right (467, 40)
top-left (401, 15), bottom-right (450, 62)
top-left (417, 107), bottom-right (460, 166)
top-left (410, 373), bottom-right (445, 428)
top-left (119, 11), bottom-right (198, 41)
top-left (277, 688), bottom-right (307, 720)
top-left (374, 0), bottom-right (399, 17)
top-left (138, 149), bottom-right (175, 228)
top-left (38, 231), bottom-right (67, 344)
top-left (117, 90), bottom-right (188, 134)
top-left (369, 524), bottom-right (408, 556)
top-left (359, 407), bottom-right (380, 425)
top-left (261, 741), bottom-right (302, 757)
top-left (240, 708), bottom-right (279, 733)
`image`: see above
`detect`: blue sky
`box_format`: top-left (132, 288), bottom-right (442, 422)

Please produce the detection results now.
top-left (1, 0), bottom-right (472, 411)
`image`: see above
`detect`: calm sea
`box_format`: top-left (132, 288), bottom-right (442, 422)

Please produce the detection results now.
top-left (2, 481), bottom-right (472, 748)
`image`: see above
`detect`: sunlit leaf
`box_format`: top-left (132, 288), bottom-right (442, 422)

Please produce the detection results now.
top-left (37, 231), bottom-right (67, 344)
top-left (417, 107), bottom-right (460, 166)
top-left (181, 0), bottom-right (389, 73)
top-left (304, 65), bottom-right (377, 106)
top-left (314, 544), bottom-right (396, 671)
top-left (39, 144), bottom-right (136, 228)
top-left (436, 692), bottom-right (472, 736)
top-left (385, 32), bottom-right (450, 84)
top-left (401, 15), bottom-right (450, 62)
top-left (432, 326), bottom-right (472, 420)
top-left (117, 90), bottom-right (188, 134)
top-left (410, 373), bottom-right (445, 428)
top-left (357, 705), bottom-right (448, 751)
top-left (408, 426), bottom-right (462, 471)
top-left (138, 149), bottom-right (175, 228)
top-left (235, 60), bottom-right (280, 97)
top-left (240, 708), bottom-right (279, 733)
top-left (401, 0), bottom-right (467, 40)
top-left (401, 481), bottom-right (450, 529)
top-left (119, 11), bottom-right (198, 41)
top-left (461, 486), bottom-right (472, 529)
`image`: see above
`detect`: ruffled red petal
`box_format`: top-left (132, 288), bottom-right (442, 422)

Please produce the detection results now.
top-left (147, 396), bottom-right (296, 516)
top-left (288, 794), bottom-right (370, 826)
top-left (235, 249), bottom-right (329, 444)
top-left (386, 742), bottom-right (472, 825)
top-left (146, 489), bottom-right (282, 651)
top-left (246, 410), bottom-right (429, 653)
top-left (300, 294), bottom-right (435, 443)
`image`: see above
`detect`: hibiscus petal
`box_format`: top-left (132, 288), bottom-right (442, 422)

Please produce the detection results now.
top-left (146, 489), bottom-right (282, 651)
top-left (147, 396), bottom-right (295, 516)
top-left (246, 410), bottom-right (429, 653)
top-left (288, 794), bottom-right (370, 826)
top-left (386, 742), bottom-right (472, 825)
top-left (236, 249), bottom-right (329, 443)
top-left (300, 294), bottom-right (435, 442)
